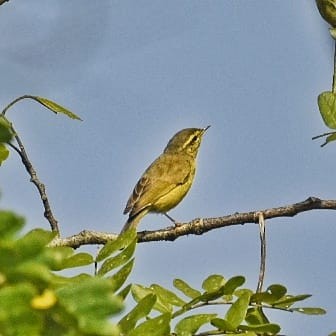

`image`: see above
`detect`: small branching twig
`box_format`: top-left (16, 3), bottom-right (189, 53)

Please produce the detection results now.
top-left (8, 122), bottom-right (60, 233)
top-left (1, 95), bottom-right (66, 234)
top-left (2, 95), bottom-right (80, 233)
top-left (49, 196), bottom-right (336, 248)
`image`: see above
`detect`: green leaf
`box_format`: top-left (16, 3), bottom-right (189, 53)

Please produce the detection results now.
top-left (0, 283), bottom-right (43, 336)
top-left (131, 284), bottom-right (154, 302)
top-left (292, 307), bottom-right (326, 315)
top-left (131, 284), bottom-right (170, 313)
top-left (109, 258), bottom-right (134, 292)
top-left (117, 283), bottom-right (132, 300)
top-left (211, 318), bottom-right (235, 332)
top-left (16, 229), bottom-right (56, 258)
top-left (173, 279), bottom-right (201, 299)
top-left (245, 307), bottom-right (269, 325)
top-left (318, 91), bottom-right (336, 129)
top-left (97, 238), bottom-right (136, 276)
top-left (0, 143), bottom-right (9, 165)
top-left (0, 210), bottom-right (25, 239)
top-left (329, 332), bottom-right (336, 336)
top-left (32, 96), bottom-right (82, 120)
top-left (222, 275), bottom-right (245, 295)
top-left (129, 313), bottom-right (171, 336)
top-left (96, 227), bottom-right (137, 262)
top-left (199, 286), bottom-right (226, 302)
top-left (202, 274), bottom-right (225, 292)
top-left (118, 294), bottom-right (156, 333)
top-left (52, 273), bottom-right (92, 286)
top-left (267, 284), bottom-right (287, 299)
top-left (151, 284), bottom-right (186, 307)
top-left (42, 246), bottom-right (76, 270)
top-left (239, 323), bottom-right (281, 334)
top-left (273, 294), bottom-right (311, 308)
top-left (57, 277), bottom-right (123, 334)
top-left (251, 284), bottom-right (287, 304)
top-left (175, 314), bottom-right (217, 336)
top-left (7, 262), bottom-right (52, 287)
top-left (0, 117), bottom-right (13, 142)
top-left (0, 229), bottom-right (55, 269)
top-left (59, 252), bottom-right (94, 269)
top-left (225, 290), bottom-right (251, 330)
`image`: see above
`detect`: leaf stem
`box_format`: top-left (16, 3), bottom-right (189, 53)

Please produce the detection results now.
top-left (1, 95), bottom-right (35, 116)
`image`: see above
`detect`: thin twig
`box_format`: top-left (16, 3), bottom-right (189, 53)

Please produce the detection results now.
top-left (49, 196), bottom-right (336, 248)
top-left (4, 115), bottom-right (60, 234)
top-left (13, 130), bottom-right (60, 233)
top-left (256, 212), bottom-right (266, 293)
top-left (1, 95), bottom-right (34, 116)
top-left (2, 96), bottom-right (60, 233)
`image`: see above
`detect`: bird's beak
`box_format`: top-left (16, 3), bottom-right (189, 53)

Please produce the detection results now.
top-left (202, 125), bottom-right (211, 134)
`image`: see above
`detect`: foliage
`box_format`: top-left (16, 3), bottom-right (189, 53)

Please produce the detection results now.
top-left (0, 117), bottom-right (11, 165)
top-left (123, 275), bottom-right (325, 336)
top-left (1, 2), bottom-right (334, 330)
top-left (0, 210), bottom-right (137, 336)
top-left (314, 0), bottom-right (336, 145)
top-left (0, 207), bottom-right (326, 336)
top-left (0, 95), bottom-right (81, 166)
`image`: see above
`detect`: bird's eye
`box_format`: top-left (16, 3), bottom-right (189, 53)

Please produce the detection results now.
top-left (191, 135), bottom-right (198, 142)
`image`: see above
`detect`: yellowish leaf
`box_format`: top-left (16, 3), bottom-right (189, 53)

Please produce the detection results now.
top-left (31, 289), bottom-right (57, 310)
top-left (33, 96), bottom-right (82, 120)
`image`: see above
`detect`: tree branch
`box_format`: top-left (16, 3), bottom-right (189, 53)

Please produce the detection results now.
top-left (2, 96), bottom-right (60, 234)
top-left (0, 0), bottom-right (9, 6)
top-left (10, 130), bottom-right (60, 234)
top-left (49, 196), bottom-right (335, 248)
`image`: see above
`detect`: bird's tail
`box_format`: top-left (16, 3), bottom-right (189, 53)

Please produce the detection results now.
top-left (120, 209), bottom-right (148, 234)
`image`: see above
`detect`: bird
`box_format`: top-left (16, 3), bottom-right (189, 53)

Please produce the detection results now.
top-left (120, 126), bottom-right (210, 233)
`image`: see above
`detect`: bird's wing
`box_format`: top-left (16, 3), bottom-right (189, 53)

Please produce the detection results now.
top-left (123, 153), bottom-right (191, 217)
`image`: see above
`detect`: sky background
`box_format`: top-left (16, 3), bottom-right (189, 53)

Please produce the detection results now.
top-left (0, 1), bottom-right (335, 334)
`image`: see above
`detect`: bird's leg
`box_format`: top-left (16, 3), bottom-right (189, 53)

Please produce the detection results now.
top-left (163, 212), bottom-right (175, 222)
top-left (164, 213), bottom-right (182, 227)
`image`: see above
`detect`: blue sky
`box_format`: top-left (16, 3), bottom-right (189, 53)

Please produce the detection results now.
top-left (0, 1), bottom-right (335, 334)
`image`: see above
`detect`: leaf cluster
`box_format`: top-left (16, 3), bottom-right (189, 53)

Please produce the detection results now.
top-left (0, 210), bottom-right (136, 336)
top-left (120, 274), bottom-right (325, 336)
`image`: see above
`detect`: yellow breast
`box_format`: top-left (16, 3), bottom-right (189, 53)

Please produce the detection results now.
top-left (151, 170), bottom-right (195, 213)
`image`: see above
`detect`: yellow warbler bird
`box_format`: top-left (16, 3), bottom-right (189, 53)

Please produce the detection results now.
top-left (121, 126), bottom-right (210, 233)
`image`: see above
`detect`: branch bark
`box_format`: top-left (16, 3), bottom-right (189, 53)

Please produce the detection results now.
top-left (2, 96), bottom-right (61, 234)
top-left (7, 129), bottom-right (60, 234)
top-left (49, 196), bottom-right (335, 248)
top-left (0, 0), bottom-right (9, 6)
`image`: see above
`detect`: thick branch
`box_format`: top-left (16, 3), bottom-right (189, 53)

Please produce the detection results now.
top-left (50, 196), bottom-right (335, 248)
